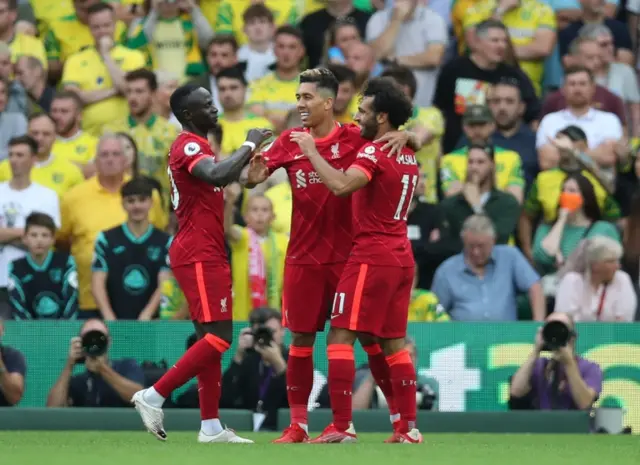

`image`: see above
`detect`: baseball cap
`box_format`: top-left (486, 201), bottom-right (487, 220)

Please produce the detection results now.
top-left (463, 105), bottom-right (493, 124)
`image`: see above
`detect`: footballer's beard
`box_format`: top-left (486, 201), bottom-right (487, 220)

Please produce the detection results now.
top-left (58, 120), bottom-right (78, 138)
top-left (360, 120), bottom-right (379, 140)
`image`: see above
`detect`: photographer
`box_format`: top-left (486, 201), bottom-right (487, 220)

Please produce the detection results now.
top-left (0, 319), bottom-right (26, 406)
top-left (46, 319), bottom-right (144, 407)
top-left (220, 307), bottom-right (288, 431)
top-left (509, 312), bottom-right (602, 410)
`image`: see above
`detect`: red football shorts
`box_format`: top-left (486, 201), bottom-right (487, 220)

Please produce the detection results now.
top-left (330, 262), bottom-right (413, 339)
top-left (282, 263), bottom-right (345, 333)
top-left (172, 261), bottom-right (233, 323)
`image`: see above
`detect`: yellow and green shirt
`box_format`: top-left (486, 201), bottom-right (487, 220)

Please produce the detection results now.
top-left (401, 106), bottom-right (445, 204)
top-left (440, 146), bottom-right (524, 194)
top-left (126, 14), bottom-right (206, 82)
top-left (218, 113), bottom-right (273, 157)
top-left (463, 0), bottom-right (556, 95)
top-left (104, 114), bottom-right (179, 204)
top-left (524, 169), bottom-right (621, 223)
top-left (215, 0), bottom-right (298, 46)
top-left (52, 131), bottom-right (98, 166)
top-left (159, 274), bottom-right (186, 320)
top-left (9, 33), bottom-right (47, 69)
top-left (62, 45), bottom-right (147, 135)
top-left (229, 227), bottom-right (288, 321)
top-left (0, 154), bottom-right (84, 197)
top-left (45, 14), bottom-right (128, 63)
top-left (408, 289), bottom-right (450, 322)
top-left (264, 182), bottom-right (292, 236)
top-left (247, 72), bottom-right (299, 121)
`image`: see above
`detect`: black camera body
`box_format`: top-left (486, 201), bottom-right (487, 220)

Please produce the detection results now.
top-left (541, 320), bottom-right (574, 351)
top-left (76, 330), bottom-right (109, 364)
top-left (250, 325), bottom-right (274, 349)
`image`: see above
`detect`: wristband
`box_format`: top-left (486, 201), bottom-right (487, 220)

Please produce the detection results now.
top-left (242, 141), bottom-right (257, 151)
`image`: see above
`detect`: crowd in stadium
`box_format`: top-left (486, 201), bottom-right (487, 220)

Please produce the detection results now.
top-left (0, 0), bottom-right (637, 430)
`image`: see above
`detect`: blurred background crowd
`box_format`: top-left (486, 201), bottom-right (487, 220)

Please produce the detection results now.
top-left (0, 0), bottom-right (639, 431)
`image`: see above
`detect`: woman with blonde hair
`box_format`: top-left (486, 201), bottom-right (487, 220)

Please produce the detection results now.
top-left (554, 236), bottom-right (637, 321)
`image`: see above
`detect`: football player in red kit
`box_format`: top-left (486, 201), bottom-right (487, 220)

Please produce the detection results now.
top-left (245, 68), bottom-right (419, 443)
top-left (131, 84), bottom-right (271, 443)
top-left (298, 77), bottom-right (422, 444)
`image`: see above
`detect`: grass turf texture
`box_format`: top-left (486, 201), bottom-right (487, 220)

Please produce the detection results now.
top-left (2, 432), bottom-right (638, 465)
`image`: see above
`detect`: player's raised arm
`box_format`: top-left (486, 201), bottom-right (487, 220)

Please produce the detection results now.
top-left (291, 131), bottom-right (369, 197)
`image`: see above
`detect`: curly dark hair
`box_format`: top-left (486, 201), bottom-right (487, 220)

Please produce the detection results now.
top-left (361, 77), bottom-right (413, 129)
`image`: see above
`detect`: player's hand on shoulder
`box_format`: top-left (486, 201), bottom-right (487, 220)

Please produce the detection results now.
top-left (246, 128), bottom-right (273, 147)
top-left (375, 130), bottom-right (409, 157)
top-left (247, 154), bottom-right (269, 184)
top-left (289, 131), bottom-right (317, 156)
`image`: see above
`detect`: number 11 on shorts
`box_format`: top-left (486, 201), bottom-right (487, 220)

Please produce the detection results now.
top-left (332, 292), bottom-right (346, 317)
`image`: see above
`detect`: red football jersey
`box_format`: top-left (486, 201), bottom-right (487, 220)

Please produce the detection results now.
top-left (263, 123), bottom-right (366, 265)
top-left (167, 132), bottom-right (227, 267)
top-left (349, 141), bottom-right (419, 267)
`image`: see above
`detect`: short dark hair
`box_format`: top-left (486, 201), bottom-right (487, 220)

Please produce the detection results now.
top-left (87, 2), bottom-right (114, 16)
top-left (475, 19), bottom-right (507, 38)
top-left (326, 63), bottom-right (356, 86)
top-left (564, 65), bottom-right (594, 82)
top-left (25, 212), bottom-right (56, 235)
top-left (361, 77), bottom-right (413, 129)
top-left (275, 25), bottom-right (303, 43)
top-left (28, 112), bottom-right (55, 125)
top-left (52, 90), bottom-right (84, 109)
top-left (121, 177), bottom-right (154, 199)
top-left (381, 65), bottom-right (417, 99)
top-left (125, 68), bottom-right (158, 91)
top-left (243, 3), bottom-right (274, 23)
top-left (249, 307), bottom-right (282, 326)
top-left (467, 143), bottom-right (495, 160)
top-left (169, 83), bottom-right (200, 120)
top-left (8, 135), bottom-right (38, 154)
top-left (299, 67), bottom-right (339, 97)
top-left (1, 0), bottom-right (17, 11)
top-left (558, 125), bottom-right (588, 142)
top-left (208, 35), bottom-right (239, 53)
top-left (216, 65), bottom-right (247, 87)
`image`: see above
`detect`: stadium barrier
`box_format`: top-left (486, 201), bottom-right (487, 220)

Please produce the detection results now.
top-left (3, 321), bottom-right (639, 432)
top-left (0, 408), bottom-right (591, 433)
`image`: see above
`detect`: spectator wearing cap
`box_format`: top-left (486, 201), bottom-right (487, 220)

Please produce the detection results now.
top-left (433, 19), bottom-right (539, 154)
top-left (366, 0), bottom-right (447, 107)
top-left (432, 214), bottom-right (546, 321)
top-left (537, 66), bottom-right (622, 172)
top-left (542, 36), bottom-right (627, 130)
top-left (441, 104), bottom-right (524, 203)
top-left (433, 144), bottom-right (520, 257)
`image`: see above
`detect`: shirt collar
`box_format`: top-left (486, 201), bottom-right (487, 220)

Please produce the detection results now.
top-left (563, 108), bottom-right (595, 121)
top-left (128, 113), bottom-right (157, 129)
top-left (461, 249), bottom-right (497, 274)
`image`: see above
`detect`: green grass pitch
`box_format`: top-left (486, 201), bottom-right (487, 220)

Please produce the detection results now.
top-left (1, 432), bottom-right (639, 465)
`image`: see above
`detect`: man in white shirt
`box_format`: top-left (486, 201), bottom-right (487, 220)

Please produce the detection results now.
top-left (536, 66), bottom-right (622, 171)
top-left (0, 135), bottom-right (60, 319)
top-left (237, 3), bottom-right (276, 83)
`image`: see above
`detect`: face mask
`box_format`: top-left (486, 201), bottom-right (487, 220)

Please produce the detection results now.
top-left (559, 192), bottom-right (583, 212)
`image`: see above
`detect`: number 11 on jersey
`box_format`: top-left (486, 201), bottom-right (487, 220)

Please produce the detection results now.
top-left (394, 174), bottom-right (418, 220)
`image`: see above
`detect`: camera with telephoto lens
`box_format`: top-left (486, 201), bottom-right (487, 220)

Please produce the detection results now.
top-left (250, 325), bottom-right (274, 349)
top-left (76, 330), bottom-right (108, 364)
top-left (541, 320), bottom-right (574, 351)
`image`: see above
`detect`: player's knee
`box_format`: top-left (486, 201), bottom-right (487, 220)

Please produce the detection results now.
top-left (380, 337), bottom-right (405, 356)
top-left (290, 331), bottom-right (316, 347)
top-left (327, 327), bottom-right (356, 345)
top-left (356, 332), bottom-right (378, 348)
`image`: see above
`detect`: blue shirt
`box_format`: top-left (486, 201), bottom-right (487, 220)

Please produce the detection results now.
top-left (431, 245), bottom-right (540, 321)
top-left (69, 358), bottom-right (144, 407)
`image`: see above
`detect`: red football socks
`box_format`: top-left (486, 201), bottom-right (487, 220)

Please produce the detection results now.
top-left (363, 344), bottom-right (398, 416)
top-left (327, 344), bottom-right (355, 431)
top-left (154, 333), bottom-right (229, 399)
top-left (387, 349), bottom-right (417, 433)
top-left (197, 362), bottom-right (221, 420)
top-left (287, 345), bottom-right (314, 426)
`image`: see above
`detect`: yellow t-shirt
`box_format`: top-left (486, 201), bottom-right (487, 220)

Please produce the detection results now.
top-left (247, 72), bottom-right (299, 121)
top-left (264, 182), bottom-right (292, 236)
top-left (58, 176), bottom-right (167, 311)
top-left (32, 0), bottom-right (74, 36)
top-left (408, 289), bottom-right (450, 322)
top-left (52, 131), bottom-right (98, 165)
top-left (440, 145), bottom-right (524, 195)
top-left (452, 0), bottom-right (480, 54)
top-left (61, 45), bottom-right (146, 136)
top-left (0, 154), bottom-right (84, 197)
top-left (103, 114), bottom-right (178, 204)
top-left (10, 33), bottom-right (48, 69)
top-left (336, 97), bottom-right (359, 124)
top-left (524, 169), bottom-right (621, 223)
top-left (229, 227), bottom-right (288, 321)
top-left (218, 113), bottom-right (273, 156)
top-left (215, 0), bottom-right (298, 46)
top-left (401, 107), bottom-right (445, 204)
top-left (463, 0), bottom-right (556, 95)
top-left (45, 14), bottom-right (128, 63)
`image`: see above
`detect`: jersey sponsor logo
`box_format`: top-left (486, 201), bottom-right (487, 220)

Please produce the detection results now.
top-left (34, 292), bottom-right (60, 317)
top-left (184, 142), bottom-right (201, 156)
top-left (123, 265), bottom-right (150, 296)
top-left (331, 143), bottom-right (340, 159)
top-left (357, 151), bottom-right (378, 163)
